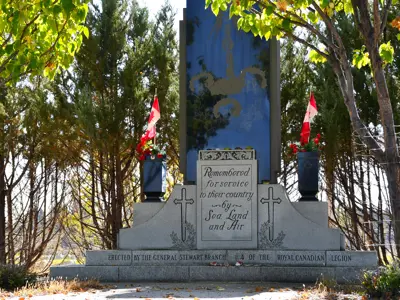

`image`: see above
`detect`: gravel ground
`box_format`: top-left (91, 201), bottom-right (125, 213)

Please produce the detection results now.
top-left (8, 282), bottom-right (363, 300)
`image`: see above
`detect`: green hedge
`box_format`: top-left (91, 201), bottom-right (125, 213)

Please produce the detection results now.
top-left (0, 265), bottom-right (37, 290)
top-left (362, 260), bottom-right (400, 298)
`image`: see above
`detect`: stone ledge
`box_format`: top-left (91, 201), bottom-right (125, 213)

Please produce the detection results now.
top-left (49, 265), bottom-right (371, 283)
top-left (86, 250), bottom-right (132, 266)
top-left (326, 251), bottom-right (377, 267)
top-left (119, 266), bottom-right (190, 281)
top-left (50, 265), bottom-right (119, 281)
top-left (84, 249), bottom-right (377, 268)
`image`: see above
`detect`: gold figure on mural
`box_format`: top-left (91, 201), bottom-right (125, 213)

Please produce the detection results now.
top-left (189, 15), bottom-right (267, 118)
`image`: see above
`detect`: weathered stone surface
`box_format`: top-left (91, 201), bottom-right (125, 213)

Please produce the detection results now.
top-left (197, 159), bottom-right (258, 249)
top-left (335, 267), bottom-right (369, 284)
top-left (131, 250), bottom-right (227, 265)
top-left (119, 266), bottom-right (190, 281)
top-left (133, 202), bottom-right (165, 226)
top-left (275, 251), bottom-right (326, 266)
top-left (86, 250), bottom-right (132, 266)
top-left (50, 264), bottom-right (367, 283)
top-left (292, 202), bottom-right (328, 227)
top-left (50, 265), bottom-right (118, 281)
top-left (227, 250), bottom-right (275, 265)
top-left (261, 266), bottom-right (335, 282)
top-left (118, 185), bottom-right (197, 250)
top-left (258, 185), bottom-right (342, 250)
top-left (326, 251), bottom-right (377, 267)
top-left (189, 266), bottom-right (263, 281)
top-left (117, 184), bottom-right (351, 252)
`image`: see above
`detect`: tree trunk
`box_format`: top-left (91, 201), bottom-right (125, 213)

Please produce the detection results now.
top-left (115, 141), bottom-right (123, 238)
top-left (353, 2), bottom-right (400, 256)
top-left (385, 162), bottom-right (400, 256)
top-left (6, 189), bottom-right (14, 265)
top-left (110, 149), bottom-right (117, 249)
top-left (0, 154), bottom-right (5, 264)
top-left (325, 152), bottom-right (335, 227)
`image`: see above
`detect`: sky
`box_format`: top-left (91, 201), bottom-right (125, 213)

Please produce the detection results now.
top-left (138, 0), bottom-right (186, 35)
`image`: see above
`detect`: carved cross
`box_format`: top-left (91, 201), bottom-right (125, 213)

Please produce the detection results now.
top-left (260, 187), bottom-right (282, 241)
top-left (173, 188), bottom-right (194, 242)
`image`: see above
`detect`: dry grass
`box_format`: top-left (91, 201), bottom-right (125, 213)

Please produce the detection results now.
top-left (0, 278), bottom-right (364, 300)
top-left (0, 278), bottom-right (105, 298)
top-left (295, 279), bottom-right (364, 300)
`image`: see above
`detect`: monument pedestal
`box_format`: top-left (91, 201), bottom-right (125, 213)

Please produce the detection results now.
top-left (50, 150), bottom-right (376, 283)
top-left (51, 249), bottom-right (376, 283)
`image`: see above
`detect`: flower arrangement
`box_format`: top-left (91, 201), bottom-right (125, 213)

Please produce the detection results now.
top-left (288, 133), bottom-right (321, 155)
top-left (137, 140), bottom-right (166, 161)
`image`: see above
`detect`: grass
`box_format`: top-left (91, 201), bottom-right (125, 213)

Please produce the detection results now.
top-left (0, 278), bottom-right (105, 298)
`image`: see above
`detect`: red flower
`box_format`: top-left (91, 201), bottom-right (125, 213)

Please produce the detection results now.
top-left (314, 138), bottom-right (319, 145)
top-left (139, 154), bottom-right (145, 161)
top-left (136, 143), bottom-right (143, 153)
top-left (144, 149), bottom-right (151, 155)
top-left (316, 133), bottom-right (321, 139)
top-left (157, 153), bottom-right (164, 158)
top-left (293, 148), bottom-right (298, 154)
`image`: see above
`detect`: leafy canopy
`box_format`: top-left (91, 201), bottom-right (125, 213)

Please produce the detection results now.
top-left (0, 0), bottom-right (89, 83)
top-left (205, 0), bottom-right (399, 68)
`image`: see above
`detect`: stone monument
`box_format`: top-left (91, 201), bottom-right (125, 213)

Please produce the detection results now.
top-left (50, 0), bottom-right (377, 283)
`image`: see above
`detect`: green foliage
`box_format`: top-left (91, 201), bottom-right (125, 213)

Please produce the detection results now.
top-left (361, 260), bottom-right (400, 298)
top-left (0, 265), bottom-right (36, 290)
top-left (309, 49), bottom-right (327, 64)
top-left (379, 41), bottom-right (395, 64)
top-left (352, 46), bottom-right (371, 69)
top-left (205, 0), bottom-right (358, 43)
top-left (0, 0), bottom-right (89, 83)
top-left (206, 0), bottom-right (399, 71)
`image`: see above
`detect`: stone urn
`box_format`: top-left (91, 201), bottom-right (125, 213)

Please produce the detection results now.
top-left (297, 151), bottom-right (319, 201)
top-left (143, 155), bottom-right (167, 202)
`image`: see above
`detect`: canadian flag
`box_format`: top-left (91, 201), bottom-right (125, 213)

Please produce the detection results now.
top-left (300, 92), bottom-right (318, 145)
top-left (139, 96), bottom-right (160, 146)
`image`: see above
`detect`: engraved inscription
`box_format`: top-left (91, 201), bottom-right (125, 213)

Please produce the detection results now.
top-left (234, 252), bottom-right (272, 262)
top-left (330, 254), bottom-right (352, 262)
top-left (200, 164), bottom-right (254, 241)
top-left (131, 253), bottom-right (226, 263)
top-left (108, 254), bottom-right (131, 261)
top-left (277, 254), bottom-right (325, 262)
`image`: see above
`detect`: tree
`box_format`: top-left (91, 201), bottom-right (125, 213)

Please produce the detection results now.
top-left (206, 0), bottom-right (400, 257)
top-left (0, 0), bottom-right (89, 83)
top-left (57, 0), bottom-right (180, 250)
top-left (0, 0), bottom-right (89, 264)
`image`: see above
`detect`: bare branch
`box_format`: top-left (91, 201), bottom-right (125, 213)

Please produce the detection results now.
top-left (283, 29), bottom-right (329, 60)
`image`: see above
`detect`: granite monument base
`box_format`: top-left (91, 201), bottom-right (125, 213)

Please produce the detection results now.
top-left (50, 249), bottom-right (376, 283)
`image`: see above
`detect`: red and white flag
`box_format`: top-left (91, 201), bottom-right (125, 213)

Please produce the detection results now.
top-left (300, 92), bottom-right (318, 145)
top-left (139, 96), bottom-right (160, 147)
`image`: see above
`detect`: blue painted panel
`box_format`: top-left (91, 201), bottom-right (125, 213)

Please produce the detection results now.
top-left (185, 0), bottom-right (271, 182)
top-left (143, 159), bottom-right (167, 193)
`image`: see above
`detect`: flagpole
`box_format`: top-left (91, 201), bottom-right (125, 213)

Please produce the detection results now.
top-left (154, 88), bottom-right (157, 148)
